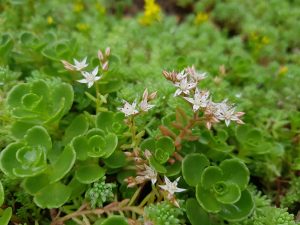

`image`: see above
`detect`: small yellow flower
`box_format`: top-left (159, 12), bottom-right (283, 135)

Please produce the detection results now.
top-left (278, 66), bottom-right (288, 76)
top-left (73, 2), bottom-right (84, 13)
top-left (76, 23), bottom-right (90, 32)
top-left (47, 16), bottom-right (54, 25)
top-left (194, 12), bottom-right (209, 25)
top-left (139, 0), bottom-right (162, 26)
top-left (261, 36), bottom-right (270, 45)
top-left (95, 2), bottom-right (106, 15)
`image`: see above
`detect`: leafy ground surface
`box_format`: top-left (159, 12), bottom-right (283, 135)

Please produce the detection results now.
top-left (0, 0), bottom-right (300, 225)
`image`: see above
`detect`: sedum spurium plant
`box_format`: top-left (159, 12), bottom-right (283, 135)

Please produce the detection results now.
top-left (0, 43), bottom-right (253, 224)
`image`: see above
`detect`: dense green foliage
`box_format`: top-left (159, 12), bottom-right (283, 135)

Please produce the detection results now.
top-left (0, 0), bottom-right (300, 224)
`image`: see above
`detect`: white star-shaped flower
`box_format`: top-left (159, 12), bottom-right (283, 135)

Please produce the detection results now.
top-left (174, 78), bottom-right (197, 96)
top-left (184, 88), bottom-right (209, 111)
top-left (159, 176), bottom-right (186, 198)
top-left (176, 70), bottom-right (188, 80)
top-left (215, 101), bottom-right (244, 126)
top-left (136, 164), bottom-right (157, 185)
top-left (73, 57), bottom-right (88, 71)
top-left (77, 66), bottom-right (101, 88)
top-left (61, 57), bottom-right (88, 71)
top-left (118, 99), bottom-right (139, 117)
top-left (185, 65), bottom-right (207, 82)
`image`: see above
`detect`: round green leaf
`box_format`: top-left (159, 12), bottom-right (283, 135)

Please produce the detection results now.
top-left (6, 83), bottom-right (29, 108)
top-left (201, 166), bottom-right (223, 189)
top-left (149, 156), bottom-right (167, 173)
top-left (156, 137), bottom-right (175, 155)
top-left (0, 143), bottom-right (23, 177)
top-left (49, 145), bottom-right (76, 182)
top-left (155, 148), bottom-right (169, 164)
top-left (88, 135), bottom-right (106, 158)
top-left (0, 207), bottom-right (12, 225)
top-left (219, 189), bottom-right (254, 221)
top-left (196, 185), bottom-right (221, 213)
top-left (101, 216), bottom-right (129, 225)
top-left (22, 173), bottom-right (50, 195)
top-left (215, 183), bottom-right (241, 204)
top-left (102, 133), bottom-right (118, 158)
top-left (24, 126), bottom-right (52, 150)
top-left (104, 151), bottom-right (127, 168)
top-left (186, 198), bottom-right (210, 225)
top-left (75, 164), bottom-right (105, 184)
top-left (220, 159), bottom-right (249, 190)
top-left (166, 161), bottom-right (182, 177)
top-left (96, 111), bottom-right (114, 132)
top-left (34, 182), bottom-right (71, 209)
top-left (71, 136), bottom-right (89, 160)
top-left (0, 181), bottom-right (4, 206)
top-left (182, 153), bottom-right (210, 187)
top-left (140, 138), bottom-right (156, 152)
top-left (63, 114), bottom-right (89, 144)
top-left (10, 121), bottom-right (34, 139)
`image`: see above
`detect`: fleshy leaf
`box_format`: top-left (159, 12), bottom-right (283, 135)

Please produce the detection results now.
top-left (0, 143), bottom-right (23, 177)
top-left (49, 145), bottom-right (76, 182)
top-left (219, 189), bottom-right (254, 221)
top-left (0, 181), bottom-right (4, 206)
top-left (22, 173), bottom-right (50, 195)
top-left (0, 207), bottom-right (12, 225)
top-left (196, 185), bottom-right (222, 213)
top-left (75, 164), bottom-right (105, 184)
top-left (63, 114), bottom-right (89, 144)
top-left (24, 126), bottom-right (52, 150)
top-left (182, 153), bottom-right (210, 187)
top-left (34, 182), bottom-right (72, 209)
top-left (149, 156), bottom-right (167, 173)
top-left (215, 183), bottom-right (241, 204)
top-left (96, 111), bottom-right (114, 132)
top-left (71, 136), bottom-right (89, 160)
top-left (201, 166), bottom-right (223, 189)
top-left (156, 136), bottom-right (175, 155)
top-left (101, 216), bottom-right (129, 225)
top-left (104, 151), bottom-right (127, 168)
top-left (220, 159), bottom-right (249, 190)
top-left (186, 198), bottom-right (210, 225)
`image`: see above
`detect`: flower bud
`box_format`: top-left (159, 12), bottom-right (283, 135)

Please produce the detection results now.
top-left (105, 47), bottom-right (111, 56)
top-left (102, 61), bottom-right (109, 71)
top-left (97, 50), bottom-right (104, 61)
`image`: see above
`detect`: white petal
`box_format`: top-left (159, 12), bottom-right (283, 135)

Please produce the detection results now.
top-left (174, 89), bottom-right (182, 96)
top-left (94, 76), bottom-right (102, 81)
top-left (87, 82), bottom-right (94, 88)
top-left (175, 187), bottom-right (186, 193)
top-left (183, 97), bottom-right (195, 104)
top-left (77, 79), bottom-right (88, 83)
top-left (92, 66), bottom-right (99, 76)
top-left (225, 119), bottom-right (231, 126)
top-left (81, 71), bottom-right (89, 78)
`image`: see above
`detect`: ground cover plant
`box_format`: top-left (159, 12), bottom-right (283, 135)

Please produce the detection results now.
top-left (0, 0), bottom-right (300, 224)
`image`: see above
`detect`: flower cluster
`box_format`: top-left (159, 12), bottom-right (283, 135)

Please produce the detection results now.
top-left (118, 88), bottom-right (157, 117)
top-left (124, 149), bottom-right (157, 187)
top-left (61, 47), bottom-right (110, 88)
top-left (163, 66), bottom-right (244, 129)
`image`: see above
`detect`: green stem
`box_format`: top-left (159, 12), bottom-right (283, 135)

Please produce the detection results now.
top-left (95, 82), bottom-right (100, 113)
top-left (128, 186), bottom-right (142, 206)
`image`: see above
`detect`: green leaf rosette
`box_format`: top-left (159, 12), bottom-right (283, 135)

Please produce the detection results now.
top-left (196, 159), bottom-right (254, 221)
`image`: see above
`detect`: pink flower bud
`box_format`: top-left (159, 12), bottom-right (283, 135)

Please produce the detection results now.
top-left (105, 47), bottom-right (111, 56)
top-left (97, 50), bottom-right (104, 61)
